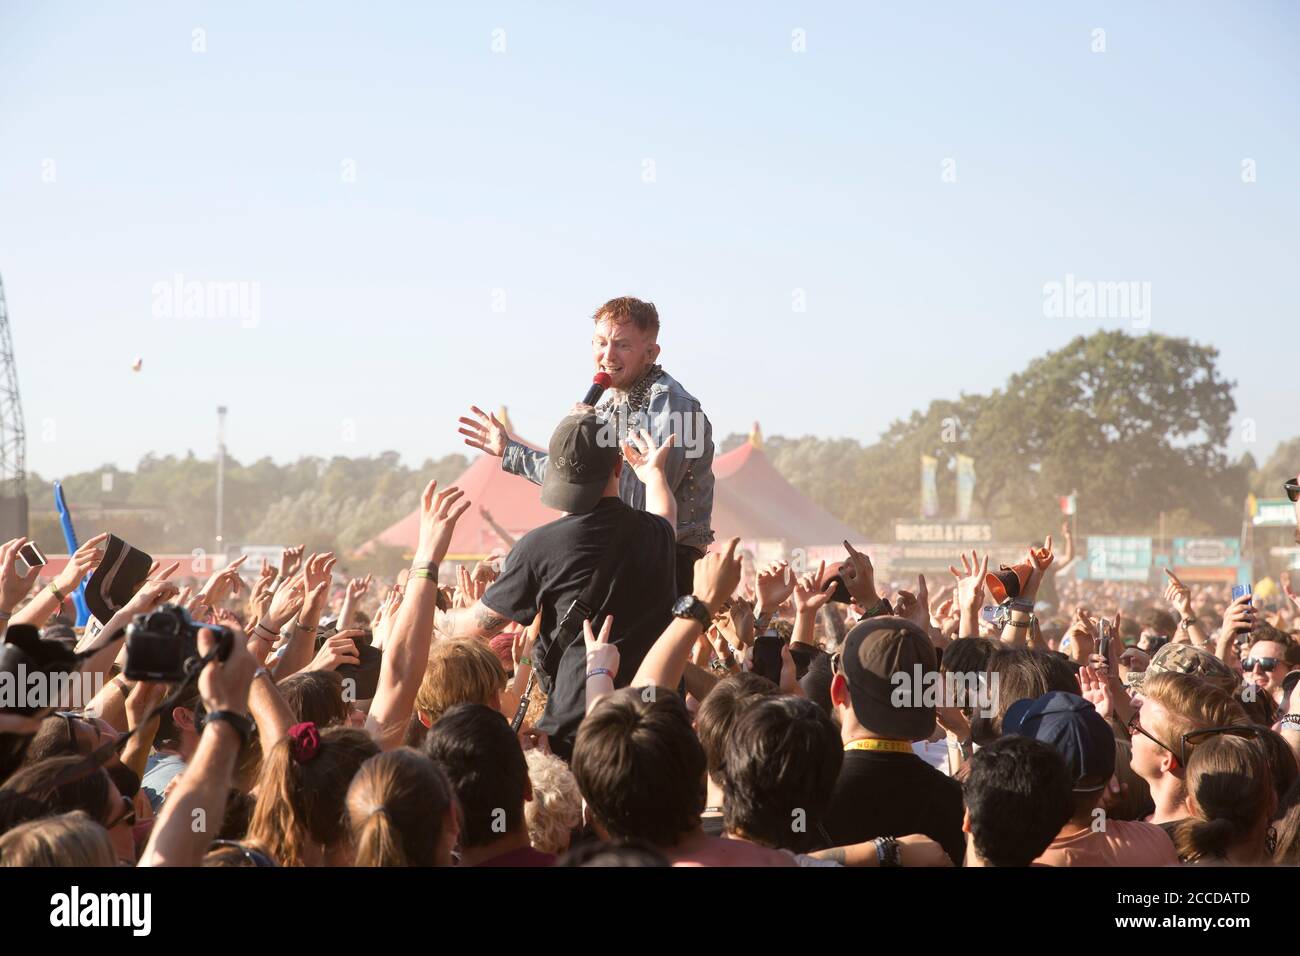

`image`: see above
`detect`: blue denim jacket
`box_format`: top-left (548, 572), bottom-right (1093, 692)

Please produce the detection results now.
top-left (501, 370), bottom-right (715, 552)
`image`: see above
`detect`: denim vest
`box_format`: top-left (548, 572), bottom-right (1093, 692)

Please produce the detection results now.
top-left (501, 370), bottom-right (716, 552)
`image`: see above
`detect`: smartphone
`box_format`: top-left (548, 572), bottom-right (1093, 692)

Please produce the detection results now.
top-left (1097, 619), bottom-right (1112, 661)
top-left (752, 634), bottom-right (784, 684)
top-left (1232, 583), bottom-right (1252, 602)
top-left (18, 542), bottom-right (46, 574)
top-left (980, 605), bottom-right (998, 624)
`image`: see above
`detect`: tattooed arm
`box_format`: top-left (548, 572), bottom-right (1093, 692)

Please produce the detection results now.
top-left (435, 601), bottom-right (512, 641)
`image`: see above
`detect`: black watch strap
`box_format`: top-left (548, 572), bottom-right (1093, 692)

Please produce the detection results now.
top-left (674, 595), bottom-right (712, 628)
top-left (204, 710), bottom-right (253, 747)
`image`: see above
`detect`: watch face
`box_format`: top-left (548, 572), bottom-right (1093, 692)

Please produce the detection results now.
top-left (673, 595), bottom-right (708, 623)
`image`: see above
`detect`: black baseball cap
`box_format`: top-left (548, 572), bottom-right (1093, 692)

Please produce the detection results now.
top-left (540, 412), bottom-right (621, 514)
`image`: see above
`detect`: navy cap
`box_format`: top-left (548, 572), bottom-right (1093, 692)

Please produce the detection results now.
top-left (1003, 691), bottom-right (1115, 792)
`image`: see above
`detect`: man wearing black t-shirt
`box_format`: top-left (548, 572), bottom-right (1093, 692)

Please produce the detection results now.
top-left (436, 411), bottom-right (678, 760)
top-left (815, 617), bottom-right (966, 866)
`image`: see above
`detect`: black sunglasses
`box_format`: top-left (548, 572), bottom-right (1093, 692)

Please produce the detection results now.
top-left (104, 794), bottom-right (136, 831)
top-left (1285, 481), bottom-right (1300, 503)
top-left (1242, 656), bottom-right (1280, 671)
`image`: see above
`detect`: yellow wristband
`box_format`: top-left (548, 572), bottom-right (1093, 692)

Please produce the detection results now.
top-left (409, 569), bottom-right (437, 581)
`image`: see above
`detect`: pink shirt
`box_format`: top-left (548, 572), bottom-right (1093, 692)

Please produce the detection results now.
top-left (1034, 820), bottom-right (1179, 867)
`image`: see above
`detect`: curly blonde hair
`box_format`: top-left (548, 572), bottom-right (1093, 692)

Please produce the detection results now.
top-left (523, 750), bottom-right (582, 854)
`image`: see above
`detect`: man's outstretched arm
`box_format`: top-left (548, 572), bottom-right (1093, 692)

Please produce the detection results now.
top-left (437, 600), bottom-right (513, 641)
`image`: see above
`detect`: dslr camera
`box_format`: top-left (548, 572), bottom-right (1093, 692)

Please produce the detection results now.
top-left (124, 603), bottom-right (234, 682)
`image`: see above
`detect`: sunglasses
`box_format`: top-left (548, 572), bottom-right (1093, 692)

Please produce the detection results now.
top-left (208, 839), bottom-right (277, 867)
top-left (1127, 714), bottom-right (1263, 765)
top-left (1242, 657), bottom-right (1280, 671)
top-left (1285, 481), bottom-right (1300, 503)
top-left (105, 794), bottom-right (136, 831)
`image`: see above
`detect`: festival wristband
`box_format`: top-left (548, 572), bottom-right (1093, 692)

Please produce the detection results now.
top-left (586, 668), bottom-right (613, 681)
top-left (49, 583), bottom-right (65, 603)
top-left (408, 569), bottom-right (437, 582)
top-left (518, 656), bottom-right (533, 668)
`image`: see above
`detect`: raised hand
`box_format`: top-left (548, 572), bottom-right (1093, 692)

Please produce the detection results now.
top-left (306, 630), bottom-right (363, 672)
top-left (346, 574), bottom-right (373, 601)
top-left (123, 578), bottom-right (181, 618)
top-left (1281, 572), bottom-right (1300, 614)
top-left (54, 532), bottom-right (109, 594)
top-left (1062, 608), bottom-right (1097, 662)
top-left (1021, 536), bottom-right (1055, 601)
top-left (583, 615), bottom-right (619, 682)
top-left (715, 595), bottom-right (756, 649)
top-left (793, 561), bottom-right (836, 615)
top-left (1162, 568), bottom-right (1194, 619)
top-left (1218, 593), bottom-right (1256, 647)
top-left (302, 552), bottom-right (336, 597)
top-left (948, 551), bottom-right (989, 618)
top-left (279, 545), bottom-right (305, 581)
top-left (0, 538), bottom-right (40, 612)
top-left (694, 538), bottom-right (743, 615)
top-left (457, 405), bottom-right (511, 458)
top-left (755, 561), bottom-right (796, 616)
top-left (621, 428), bottom-right (677, 484)
top-left (414, 482), bottom-right (471, 565)
top-left (198, 554), bottom-right (248, 607)
top-left (894, 574), bottom-right (932, 631)
top-left (841, 541), bottom-right (879, 607)
top-left (1077, 664), bottom-right (1113, 720)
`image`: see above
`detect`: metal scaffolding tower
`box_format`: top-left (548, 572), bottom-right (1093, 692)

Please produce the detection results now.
top-left (0, 273), bottom-right (28, 539)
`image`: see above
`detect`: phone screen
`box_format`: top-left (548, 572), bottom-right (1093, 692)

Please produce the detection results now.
top-left (18, 542), bottom-right (46, 570)
top-left (753, 634), bottom-right (784, 683)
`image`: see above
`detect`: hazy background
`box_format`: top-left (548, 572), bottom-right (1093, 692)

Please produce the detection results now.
top-left (2, 1), bottom-right (1296, 482)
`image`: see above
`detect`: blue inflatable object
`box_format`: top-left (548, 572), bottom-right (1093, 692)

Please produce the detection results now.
top-left (53, 481), bottom-right (91, 626)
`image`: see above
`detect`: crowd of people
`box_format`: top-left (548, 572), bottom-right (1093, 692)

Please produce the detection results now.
top-left (1, 297), bottom-right (1299, 869)
top-left (1, 493), bottom-right (1298, 869)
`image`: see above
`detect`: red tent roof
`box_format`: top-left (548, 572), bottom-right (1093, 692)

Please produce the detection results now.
top-left (363, 422), bottom-right (861, 559)
top-left (710, 435), bottom-right (862, 547)
top-left (365, 417), bottom-right (561, 561)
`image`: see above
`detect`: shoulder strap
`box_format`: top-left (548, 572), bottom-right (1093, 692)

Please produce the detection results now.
top-left (540, 506), bottom-right (636, 682)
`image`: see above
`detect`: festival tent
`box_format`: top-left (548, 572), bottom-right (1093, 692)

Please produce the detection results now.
top-left (362, 421), bottom-right (862, 560)
top-left (710, 425), bottom-right (863, 548)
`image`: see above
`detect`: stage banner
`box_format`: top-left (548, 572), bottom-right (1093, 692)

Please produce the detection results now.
top-left (956, 455), bottom-right (976, 521)
top-left (920, 456), bottom-right (939, 518)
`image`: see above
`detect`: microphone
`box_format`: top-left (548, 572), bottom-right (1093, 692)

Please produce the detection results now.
top-left (581, 372), bottom-right (613, 407)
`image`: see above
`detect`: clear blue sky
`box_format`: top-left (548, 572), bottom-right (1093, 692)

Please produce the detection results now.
top-left (2, 0), bottom-right (1296, 480)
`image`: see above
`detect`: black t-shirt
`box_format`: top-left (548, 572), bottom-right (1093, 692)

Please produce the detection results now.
top-left (817, 750), bottom-right (966, 866)
top-left (480, 497), bottom-right (676, 759)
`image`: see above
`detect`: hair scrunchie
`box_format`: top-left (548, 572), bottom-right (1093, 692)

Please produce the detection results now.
top-left (288, 722), bottom-right (321, 764)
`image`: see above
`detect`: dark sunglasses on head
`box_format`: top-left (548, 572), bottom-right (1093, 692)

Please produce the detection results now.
top-left (1285, 481), bottom-right (1300, 503)
top-left (1242, 656), bottom-right (1280, 671)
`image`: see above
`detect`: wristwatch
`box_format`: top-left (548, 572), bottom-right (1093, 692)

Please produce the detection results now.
top-left (672, 595), bottom-right (712, 628)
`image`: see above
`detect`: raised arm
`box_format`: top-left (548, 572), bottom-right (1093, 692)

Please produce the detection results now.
top-left (12, 532), bottom-right (108, 628)
top-left (633, 539), bottom-right (741, 690)
top-left (366, 481), bottom-right (471, 750)
top-left (622, 428), bottom-right (677, 528)
top-left (138, 627), bottom-right (256, 867)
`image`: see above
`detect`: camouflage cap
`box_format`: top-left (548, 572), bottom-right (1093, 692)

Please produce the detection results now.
top-left (1127, 641), bottom-right (1240, 695)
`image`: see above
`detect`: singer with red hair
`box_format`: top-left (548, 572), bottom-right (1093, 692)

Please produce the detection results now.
top-left (458, 296), bottom-right (715, 597)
